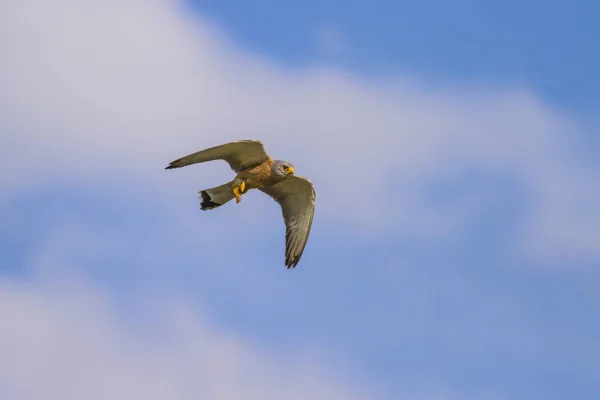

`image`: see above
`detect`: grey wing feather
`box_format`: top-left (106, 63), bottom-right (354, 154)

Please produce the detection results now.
top-left (165, 140), bottom-right (270, 172)
top-left (259, 175), bottom-right (316, 268)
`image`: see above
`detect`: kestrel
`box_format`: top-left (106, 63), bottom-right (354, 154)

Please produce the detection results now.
top-left (166, 140), bottom-right (315, 268)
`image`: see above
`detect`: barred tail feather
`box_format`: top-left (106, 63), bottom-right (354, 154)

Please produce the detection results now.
top-left (199, 181), bottom-right (236, 210)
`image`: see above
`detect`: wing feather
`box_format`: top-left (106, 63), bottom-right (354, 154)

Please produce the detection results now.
top-left (165, 140), bottom-right (270, 172)
top-left (259, 176), bottom-right (315, 268)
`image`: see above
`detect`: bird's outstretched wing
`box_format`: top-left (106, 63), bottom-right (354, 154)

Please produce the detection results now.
top-left (165, 140), bottom-right (270, 172)
top-left (259, 176), bottom-right (315, 268)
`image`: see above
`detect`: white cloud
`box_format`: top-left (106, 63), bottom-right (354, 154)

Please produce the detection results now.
top-left (0, 275), bottom-right (377, 400)
top-left (0, 0), bottom-right (598, 260)
top-left (2, 269), bottom-right (519, 400)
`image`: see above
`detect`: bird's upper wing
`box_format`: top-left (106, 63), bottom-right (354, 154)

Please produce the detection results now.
top-left (259, 175), bottom-right (316, 268)
top-left (165, 140), bottom-right (270, 172)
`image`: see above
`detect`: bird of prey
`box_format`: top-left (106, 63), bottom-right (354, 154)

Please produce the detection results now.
top-left (165, 140), bottom-right (315, 269)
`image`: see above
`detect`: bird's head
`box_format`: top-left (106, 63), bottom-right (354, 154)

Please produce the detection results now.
top-left (273, 160), bottom-right (295, 177)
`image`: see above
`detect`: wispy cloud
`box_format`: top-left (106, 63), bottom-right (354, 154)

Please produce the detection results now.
top-left (1, 0), bottom-right (597, 261)
top-left (0, 275), bottom-right (378, 400)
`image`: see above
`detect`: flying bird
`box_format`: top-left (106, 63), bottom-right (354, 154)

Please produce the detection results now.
top-left (166, 140), bottom-right (315, 268)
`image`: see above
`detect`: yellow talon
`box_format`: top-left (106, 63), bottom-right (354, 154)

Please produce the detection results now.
top-left (233, 180), bottom-right (247, 203)
top-left (233, 186), bottom-right (242, 203)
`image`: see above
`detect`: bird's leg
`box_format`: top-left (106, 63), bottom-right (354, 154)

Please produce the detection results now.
top-left (232, 180), bottom-right (246, 203)
top-left (233, 186), bottom-right (242, 203)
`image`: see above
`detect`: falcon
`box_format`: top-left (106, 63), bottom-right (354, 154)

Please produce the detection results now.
top-left (165, 140), bottom-right (316, 268)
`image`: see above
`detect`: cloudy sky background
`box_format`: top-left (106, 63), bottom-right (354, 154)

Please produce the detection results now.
top-left (1, 0), bottom-right (599, 399)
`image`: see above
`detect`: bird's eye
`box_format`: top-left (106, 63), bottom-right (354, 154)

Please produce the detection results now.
top-left (282, 165), bottom-right (288, 170)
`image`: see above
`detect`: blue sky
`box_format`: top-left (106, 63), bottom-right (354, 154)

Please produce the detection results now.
top-left (192, 0), bottom-right (600, 112)
top-left (1, 1), bottom-right (599, 399)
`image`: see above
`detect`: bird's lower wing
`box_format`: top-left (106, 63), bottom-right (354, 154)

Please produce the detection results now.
top-left (166, 140), bottom-right (270, 172)
top-left (259, 176), bottom-right (316, 268)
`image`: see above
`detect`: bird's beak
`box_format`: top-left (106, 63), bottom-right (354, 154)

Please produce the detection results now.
top-left (287, 167), bottom-right (295, 175)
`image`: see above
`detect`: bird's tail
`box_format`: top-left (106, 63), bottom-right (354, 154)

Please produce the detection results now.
top-left (198, 181), bottom-right (236, 211)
